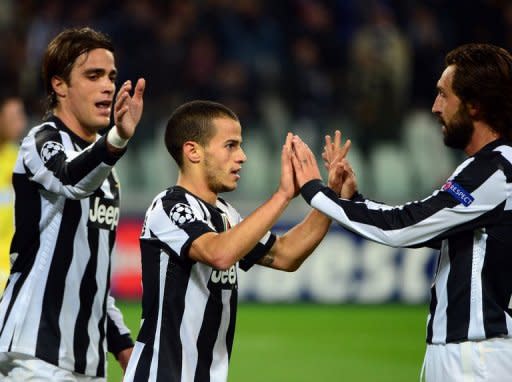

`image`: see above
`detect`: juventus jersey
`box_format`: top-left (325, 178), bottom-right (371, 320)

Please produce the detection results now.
top-left (123, 186), bottom-right (276, 382)
top-left (301, 139), bottom-right (512, 345)
top-left (0, 116), bottom-right (133, 377)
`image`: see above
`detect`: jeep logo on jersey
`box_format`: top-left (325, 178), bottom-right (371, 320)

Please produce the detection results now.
top-left (169, 203), bottom-right (196, 226)
top-left (40, 141), bottom-right (65, 163)
top-left (208, 265), bottom-right (238, 290)
top-left (88, 196), bottom-right (120, 230)
top-left (442, 180), bottom-right (474, 207)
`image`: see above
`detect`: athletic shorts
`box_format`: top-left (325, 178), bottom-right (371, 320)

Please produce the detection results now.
top-left (421, 337), bottom-right (512, 382)
top-left (0, 352), bottom-right (105, 382)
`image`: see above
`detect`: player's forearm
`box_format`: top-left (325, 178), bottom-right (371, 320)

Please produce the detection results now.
top-left (193, 191), bottom-right (290, 270)
top-left (270, 209), bottom-right (331, 271)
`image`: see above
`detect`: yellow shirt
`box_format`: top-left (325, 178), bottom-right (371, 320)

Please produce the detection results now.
top-left (0, 143), bottom-right (18, 292)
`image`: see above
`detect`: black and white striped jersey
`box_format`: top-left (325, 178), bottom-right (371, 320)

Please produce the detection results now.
top-left (123, 186), bottom-right (276, 382)
top-left (0, 116), bottom-right (133, 377)
top-left (301, 139), bottom-right (512, 345)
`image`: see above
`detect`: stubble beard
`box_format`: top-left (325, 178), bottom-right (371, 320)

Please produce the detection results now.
top-left (204, 158), bottom-right (236, 195)
top-left (441, 106), bottom-right (474, 150)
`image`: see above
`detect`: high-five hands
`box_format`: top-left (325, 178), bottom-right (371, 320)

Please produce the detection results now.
top-left (114, 78), bottom-right (146, 139)
top-left (323, 130), bottom-right (358, 199)
top-left (279, 132), bottom-right (300, 200)
top-left (290, 135), bottom-right (322, 188)
top-left (291, 131), bottom-right (358, 199)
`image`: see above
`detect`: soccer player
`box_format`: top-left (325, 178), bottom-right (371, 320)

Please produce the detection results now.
top-left (122, 100), bottom-right (354, 382)
top-left (0, 27), bottom-right (145, 381)
top-left (291, 43), bottom-right (512, 382)
top-left (0, 92), bottom-right (27, 293)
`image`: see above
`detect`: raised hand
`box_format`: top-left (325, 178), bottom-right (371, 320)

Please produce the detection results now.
top-left (278, 132), bottom-right (299, 200)
top-left (322, 130), bottom-right (351, 170)
top-left (290, 135), bottom-right (323, 188)
top-left (322, 130), bottom-right (357, 198)
top-left (329, 156), bottom-right (358, 199)
top-left (114, 78), bottom-right (146, 139)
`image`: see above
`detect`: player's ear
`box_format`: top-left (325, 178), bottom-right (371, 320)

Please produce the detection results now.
top-left (51, 76), bottom-right (67, 98)
top-left (183, 141), bottom-right (202, 164)
top-left (466, 101), bottom-right (479, 118)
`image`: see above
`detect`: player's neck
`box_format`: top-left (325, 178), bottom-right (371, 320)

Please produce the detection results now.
top-left (465, 122), bottom-right (501, 156)
top-left (53, 108), bottom-right (98, 143)
top-left (177, 173), bottom-right (217, 205)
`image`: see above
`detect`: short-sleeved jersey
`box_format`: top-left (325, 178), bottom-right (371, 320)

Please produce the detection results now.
top-left (0, 116), bottom-right (133, 377)
top-left (300, 139), bottom-right (512, 345)
top-left (123, 186), bottom-right (276, 382)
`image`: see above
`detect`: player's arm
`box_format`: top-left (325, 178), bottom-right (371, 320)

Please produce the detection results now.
top-left (188, 134), bottom-right (296, 270)
top-left (291, 135), bottom-right (509, 247)
top-left (106, 295), bottom-right (134, 372)
top-left (20, 125), bottom-right (123, 199)
top-left (257, 131), bottom-right (356, 271)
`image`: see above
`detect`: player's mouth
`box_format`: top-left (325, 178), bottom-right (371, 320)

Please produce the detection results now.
top-left (95, 100), bottom-right (112, 116)
top-left (231, 168), bottom-right (241, 180)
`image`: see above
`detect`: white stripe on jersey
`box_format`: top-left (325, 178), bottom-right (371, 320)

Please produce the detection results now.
top-left (59, 202), bottom-right (88, 366)
top-left (467, 230), bottom-right (487, 339)
top-left (310, 168), bottom-right (507, 247)
top-left (148, 253), bottom-right (169, 382)
top-left (180, 263), bottom-right (212, 381)
top-left (431, 241), bottom-right (450, 343)
top-left (210, 290), bottom-right (232, 382)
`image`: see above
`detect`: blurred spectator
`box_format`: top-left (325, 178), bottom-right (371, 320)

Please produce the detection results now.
top-left (3, 0), bottom-right (512, 207)
top-left (345, 1), bottom-right (411, 154)
top-left (0, 93), bottom-right (27, 292)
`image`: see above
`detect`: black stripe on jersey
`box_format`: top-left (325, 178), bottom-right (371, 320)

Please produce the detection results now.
top-left (210, 209), bottom-right (225, 233)
top-left (426, 285), bottom-right (437, 343)
top-left (35, 124), bottom-right (119, 186)
top-left (194, 292), bottom-right (225, 382)
top-left (98, 244), bottom-right (114, 377)
top-left (481, 214), bottom-right (512, 337)
top-left (136, 241), bottom-right (191, 381)
top-left (302, 180), bottom-right (459, 231)
top-left (445, 232), bottom-right (473, 342)
top-left (451, 151), bottom-right (501, 194)
top-left (226, 291), bottom-right (237, 360)
top-left (74, 227), bottom-right (100, 374)
top-left (35, 199), bottom-right (81, 364)
top-left (10, 173), bottom-right (41, 273)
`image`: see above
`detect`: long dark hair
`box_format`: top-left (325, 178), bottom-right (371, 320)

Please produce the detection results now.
top-left (445, 43), bottom-right (512, 140)
top-left (41, 27), bottom-right (114, 117)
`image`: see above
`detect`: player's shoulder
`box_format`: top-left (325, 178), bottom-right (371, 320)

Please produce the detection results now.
top-left (149, 186), bottom-right (200, 216)
top-left (24, 120), bottom-right (58, 141)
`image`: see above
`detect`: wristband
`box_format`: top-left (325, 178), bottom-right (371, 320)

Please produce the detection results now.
top-left (107, 126), bottom-right (129, 149)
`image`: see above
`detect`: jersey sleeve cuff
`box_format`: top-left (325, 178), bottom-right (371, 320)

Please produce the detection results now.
top-left (301, 179), bottom-right (327, 204)
top-left (108, 333), bottom-right (134, 357)
top-left (97, 134), bottom-right (127, 165)
top-left (239, 233), bottom-right (277, 271)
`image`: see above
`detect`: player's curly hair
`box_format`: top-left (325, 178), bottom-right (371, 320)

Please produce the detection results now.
top-left (165, 100), bottom-right (239, 168)
top-left (445, 43), bottom-right (512, 140)
top-left (42, 27), bottom-right (114, 117)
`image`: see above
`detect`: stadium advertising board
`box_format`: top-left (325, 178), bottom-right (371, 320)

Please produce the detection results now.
top-left (112, 219), bottom-right (437, 303)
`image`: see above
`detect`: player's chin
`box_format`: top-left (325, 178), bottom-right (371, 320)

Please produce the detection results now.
top-left (220, 182), bottom-right (238, 193)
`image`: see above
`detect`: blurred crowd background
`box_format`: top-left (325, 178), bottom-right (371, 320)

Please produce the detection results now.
top-left (2, 0), bottom-right (511, 215)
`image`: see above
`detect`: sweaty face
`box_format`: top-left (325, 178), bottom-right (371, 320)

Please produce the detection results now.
top-left (56, 48), bottom-right (117, 136)
top-left (432, 65), bottom-right (474, 150)
top-left (202, 117), bottom-right (247, 194)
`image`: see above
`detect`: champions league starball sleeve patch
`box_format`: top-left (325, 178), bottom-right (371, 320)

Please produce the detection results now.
top-left (169, 203), bottom-right (196, 226)
top-left (40, 141), bottom-right (65, 163)
top-left (442, 180), bottom-right (474, 207)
